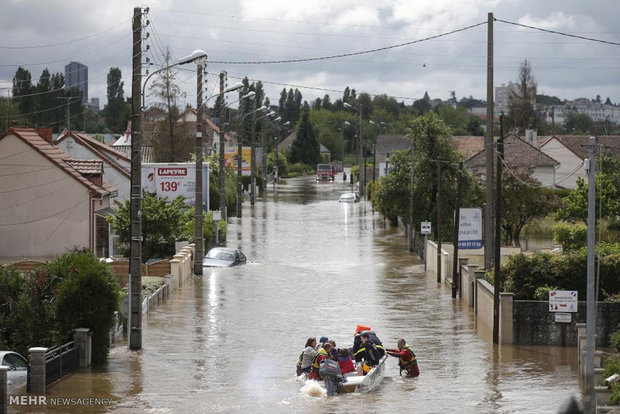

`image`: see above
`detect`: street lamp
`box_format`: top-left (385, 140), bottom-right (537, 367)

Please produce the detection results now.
top-left (344, 102), bottom-right (364, 198)
top-left (218, 77), bottom-right (244, 221)
top-left (272, 119), bottom-right (289, 189)
top-left (258, 111), bottom-right (276, 198)
top-left (129, 48), bottom-right (207, 350)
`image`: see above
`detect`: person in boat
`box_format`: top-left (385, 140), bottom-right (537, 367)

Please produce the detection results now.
top-left (337, 348), bottom-right (356, 375)
top-left (386, 339), bottom-right (419, 378)
top-left (353, 330), bottom-right (385, 358)
top-left (318, 336), bottom-right (328, 349)
top-left (308, 342), bottom-right (333, 381)
top-left (327, 340), bottom-right (338, 358)
top-left (354, 332), bottom-right (382, 374)
top-left (299, 337), bottom-right (318, 375)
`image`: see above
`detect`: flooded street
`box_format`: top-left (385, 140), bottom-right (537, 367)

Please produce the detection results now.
top-left (38, 176), bottom-right (579, 413)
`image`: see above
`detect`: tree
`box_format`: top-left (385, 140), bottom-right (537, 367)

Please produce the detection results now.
top-left (103, 67), bottom-right (128, 132)
top-left (412, 98), bottom-right (432, 115)
top-left (508, 60), bottom-right (537, 133)
top-left (500, 169), bottom-right (560, 246)
top-left (290, 103), bottom-right (320, 165)
top-left (108, 192), bottom-right (187, 261)
top-left (564, 112), bottom-right (593, 134)
top-left (604, 97), bottom-right (612, 105)
top-left (148, 48), bottom-right (184, 161)
top-left (12, 67), bottom-right (35, 124)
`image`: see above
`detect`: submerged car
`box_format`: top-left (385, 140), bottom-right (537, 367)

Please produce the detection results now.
top-left (203, 247), bottom-right (247, 267)
top-left (339, 193), bottom-right (360, 203)
top-left (0, 351), bottom-right (28, 388)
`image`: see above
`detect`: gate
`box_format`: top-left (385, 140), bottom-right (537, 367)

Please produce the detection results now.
top-left (45, 341), bottom-right (79, 385)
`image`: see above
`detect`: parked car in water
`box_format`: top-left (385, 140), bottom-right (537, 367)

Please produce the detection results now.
top-left (339, 193), bottom-right (360, 203)
top-left (203, 248), bottom-right (247, 268)
top-left (0, 351), bottom-right (28, 388)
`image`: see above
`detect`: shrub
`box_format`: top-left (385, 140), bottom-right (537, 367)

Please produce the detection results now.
top-left (533, 286), bottom-right (559, 301)
top-left (554, 222), bottom-right (587, 252)
top-left (611, 327), bottom-right (620, 352)
top-left (181, 209), bottom-right (228, 248)
top-left (602, 354), bottom-right (620, 404)
top-left (49, 249), bottom-right (120, 363)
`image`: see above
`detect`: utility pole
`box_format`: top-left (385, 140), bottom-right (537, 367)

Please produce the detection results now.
top-left (218, 71), bottom-right (227, 220)
top-left (585, 135), bottom-right (597, 414)
top-left (452, 162), bottom-right (462, 298)
top-left (57, 96), bottom-right (73, 130)
top-left (236, 96), bottom-right (245, 218)
top-left (128, 6), bottom-right (143, 350)
top-left (493, 115), bottom-right (504, 344)
top-left (485, 11), bottom-right (495, 271)
top-left (409, 142), bottom-right (415, 252)
top-left (193, 62), bottom-right (204, 277)
top-left (250, 98), bottom-right (257, 205)
top-left (261, 117), bottom-right (266, 199)
top-left (359, 114), bottom-right (365, 198)
top-left (436, 162), bottom-right (442, 284)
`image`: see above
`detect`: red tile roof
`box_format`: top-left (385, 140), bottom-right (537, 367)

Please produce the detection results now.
top-left (1, 127), bottom-right (108, 196)
top-left (55, 131), bottom-right (130, 178)
top-left (450, 136), bottom-right (485, 159)
top-left (65, 159), bottom-right (104, 175)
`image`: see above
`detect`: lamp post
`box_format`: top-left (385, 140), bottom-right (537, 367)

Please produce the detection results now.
top-left (272, 119), bottom-right (289, 189)
top-left (131, 48), bottom-right (207, 349)
top-left (344, 102), bottom-right (364, 198)
top-left (218, 78), bottom-right (244, 221)
top-left (259, 111), bottom-right (276, 198)
top-left (250, 104), bottom-right (268, 205)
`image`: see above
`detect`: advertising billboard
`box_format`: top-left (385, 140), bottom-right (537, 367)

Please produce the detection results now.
top-left (224, 147), bottom-right (251, 176)
top-left (458, 207), bottom-right (483, 249)
top-left (141, 163), bottom-right (209, 208)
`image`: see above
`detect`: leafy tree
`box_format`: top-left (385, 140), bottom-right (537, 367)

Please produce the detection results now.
top-left (564, 112), bottom-right (593, 134)
top-left (322, 94), bottom-right (332, 110)
top-left (108, 192), bottom-right (187, 261)
top-left (372, 94), bottom-right (401, 118)
top-left (371, 149), bottom-right (411, 225)
top-left (0, 97), bottom-right (21, 130)
top-left (12, 67), bottom-right (35, 123)
top-left (437, 105), bottom-right (469, 135)
top-left (499, 169), bottom-right (561, 246)
top-left (507, 60), bottom-right (537, 133)
top-left (104, 67), bottom-right (128, 132)
top-left (290, 103), bottom-right (320, 165)
top-left (48, 249), bottom-right (120, 363)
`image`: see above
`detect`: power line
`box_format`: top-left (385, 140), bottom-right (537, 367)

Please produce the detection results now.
top-left (0, 18), bottom-right (132, 49)
top-left (0, 197), bottom-right (88, 226)
top-left (495, 18), bottom-right (620, 46)
top-left (206, 21), bottom-right (487, 65)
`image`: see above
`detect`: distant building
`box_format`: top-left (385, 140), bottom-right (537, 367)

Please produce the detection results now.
top-left (64, 61), bottom-right (88, 103)
top-left (495, 83), bottom-right (512, 115)
top-left (88, 97), bottom-right (99, 111)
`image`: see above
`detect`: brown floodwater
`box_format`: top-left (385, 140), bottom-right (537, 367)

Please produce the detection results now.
top-left (13, 176), bottom-right (580, 413)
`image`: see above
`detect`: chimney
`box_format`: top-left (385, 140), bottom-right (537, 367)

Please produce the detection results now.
top-left (38, 127), bottom-right (53, 143)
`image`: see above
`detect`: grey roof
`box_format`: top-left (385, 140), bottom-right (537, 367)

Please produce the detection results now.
top-left (466, 132), bottom-right (559, 170)
top-left (375, 134), bottom-right (410, 162)
top-left (278, 132), bottom-right (330, 153)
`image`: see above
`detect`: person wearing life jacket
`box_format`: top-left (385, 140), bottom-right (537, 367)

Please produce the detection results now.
top-left (353, 330), bottom-right (384, 358)
top-left (308, 343), bottom-right (333, 381)
top-left (386, 339), bottom-right (419, 378)
top-left (337, 348), bottom-right (356, 375)
top-left (354, 332), bottom-right (381, 374)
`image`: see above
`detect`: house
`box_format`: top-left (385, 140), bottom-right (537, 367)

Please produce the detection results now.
top-left (450, 136), bottom-right (485, 160)
top-left (278, 132), bottom-right (331, 161)
top-left (55, 130), bottom-right (131, 202)
top-left (0, 127), bottom-right (116, 262)
top-left (538, 135), bottom-right (620, 189)
top-left (111, 123), bottom-right (156, 163)
top-left (466, 132), bottom-right (559, 187)
top-left (178, 106), bottom-right (237, 155)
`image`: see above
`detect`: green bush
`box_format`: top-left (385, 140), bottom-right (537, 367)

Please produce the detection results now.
top-left (533, 286), bottom-right (559, 301)
top-left (181, 209), bottom-right (228, 248)
top-left (611, 327), bottom-right (620, 351)
top-left (602, 354), bottom-right (620, 403)
top-left (554, 222), bottom-right (587, 252)
top-left (501, 244), bottom-right (620, 300)
top-left (49, 249), bottom-right (120, 363)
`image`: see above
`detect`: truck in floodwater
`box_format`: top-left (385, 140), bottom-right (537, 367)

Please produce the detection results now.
top-left (316, 164), bottom-right (336, 181)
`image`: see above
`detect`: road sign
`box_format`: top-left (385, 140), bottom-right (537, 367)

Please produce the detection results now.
top-left (458, 207), bottom-right (483, 249)
top-left (549, 290), bottom-right (578, 313)
top-left (555, 313), bottom-right (572, 323)
top-left (421, 221), bottom-right (431, 235)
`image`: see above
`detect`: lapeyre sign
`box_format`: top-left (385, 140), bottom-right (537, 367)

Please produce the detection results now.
top-left (142, 163), bottom-right (209, 207)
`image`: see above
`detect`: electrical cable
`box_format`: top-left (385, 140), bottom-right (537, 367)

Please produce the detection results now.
top-left (0, 18), bottom-right (133, 49)
top-left (0, 197), bottom-right (88, 226)
top-left (204, 21), bottom-right (487, 65)
top-left (495, 18), bottom-right (620, 47)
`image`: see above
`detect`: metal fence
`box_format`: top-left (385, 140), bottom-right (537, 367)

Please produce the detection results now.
top-left (44, 341), bottom-right (79, 385)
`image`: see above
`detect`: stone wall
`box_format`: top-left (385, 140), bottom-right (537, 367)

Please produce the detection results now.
top-left (513, 301), bottom-right (620, 347)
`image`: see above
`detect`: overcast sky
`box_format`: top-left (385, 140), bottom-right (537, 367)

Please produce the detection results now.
top-left (1, 0), bottom-right (619, 110)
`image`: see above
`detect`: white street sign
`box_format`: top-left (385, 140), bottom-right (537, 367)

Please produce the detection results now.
top-left (458, 207), bottom-right (483, 249)
top-left (549, 290), bottom-right (578, 313)
top-left (421, 221), bottom-right (431, 235)
top-left (555, 313), bottom-right (572, 323)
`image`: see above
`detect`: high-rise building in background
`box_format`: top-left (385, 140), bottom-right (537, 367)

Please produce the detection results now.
top-left (64, 61), bottom-right (88, 103)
